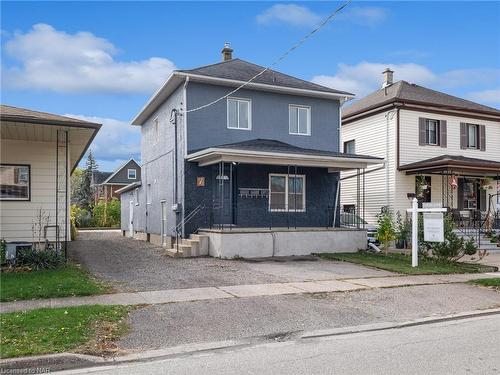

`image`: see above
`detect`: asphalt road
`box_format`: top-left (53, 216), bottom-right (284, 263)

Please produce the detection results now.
top-left (59, 313), bottom-right (500, 375)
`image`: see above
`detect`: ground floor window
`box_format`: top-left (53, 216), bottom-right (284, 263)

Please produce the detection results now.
top-left (269, 174), bottom-right (305, 212)
top-left (0, 164), bottom-right (30, 200)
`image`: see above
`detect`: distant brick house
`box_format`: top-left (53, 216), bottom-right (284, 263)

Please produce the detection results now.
top-left (92, 159), bottom-right (140, 203)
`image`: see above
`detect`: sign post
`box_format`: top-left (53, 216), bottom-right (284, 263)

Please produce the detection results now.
top-left (407, 198), bottom-right (447, 268)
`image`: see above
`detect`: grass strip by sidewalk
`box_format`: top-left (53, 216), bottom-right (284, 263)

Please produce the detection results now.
top-left (0, 265), bottom-right (110, 302)
top-left (316, 252), bottom-right (496, 275)
top-left (0, 305), bottom-right (130, 359)
top-left (469, 278), bottom-right (500, 291)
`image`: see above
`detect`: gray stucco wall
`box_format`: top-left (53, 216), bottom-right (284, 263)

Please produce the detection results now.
top-left (186, 82), bottom-right (340, 153)
top-left (108, 160), bottom-right (141, 184)
top-left (129, 84), bottom-right (185, 237)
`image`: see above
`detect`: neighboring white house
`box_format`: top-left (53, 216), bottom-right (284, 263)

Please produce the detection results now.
top-left (0, 104), bottom-right (101, 248)
top-left (340, 69), bottom-right (500, 226)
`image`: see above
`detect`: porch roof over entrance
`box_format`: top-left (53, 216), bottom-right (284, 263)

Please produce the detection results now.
top-left (400, 155), bottom-right (500, 176)
top-left (186, 139), bottom-right (383, 170)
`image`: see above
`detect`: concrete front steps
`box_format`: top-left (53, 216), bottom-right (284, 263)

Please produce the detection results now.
top-left (165, 234), bottom-right (209, 258)
top-left (454, 230), bottom-right (500, 252)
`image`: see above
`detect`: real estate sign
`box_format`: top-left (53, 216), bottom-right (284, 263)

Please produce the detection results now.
top-left (423, 212), bottom-right (444, 242)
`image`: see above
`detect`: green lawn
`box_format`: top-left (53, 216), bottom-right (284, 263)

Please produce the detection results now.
top-left (470, 278), bottom-right (500, 290)
top-left (0, 305), bottom-right (129, 358)
top-left (316, 252), bottom-right (496, 275)
top-left (0, 265), bottom-right (110, 302)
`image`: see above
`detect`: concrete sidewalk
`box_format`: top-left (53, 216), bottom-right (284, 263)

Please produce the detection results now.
top-left (1, 272), bottom-right (498, 313)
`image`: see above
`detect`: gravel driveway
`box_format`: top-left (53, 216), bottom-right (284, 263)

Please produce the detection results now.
top-left (69, 231), bottom-right (393, 292)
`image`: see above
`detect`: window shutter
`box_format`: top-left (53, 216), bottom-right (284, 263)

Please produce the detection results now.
top-left (439, 120), bottom-right (447, 148)
top-left (460, 122), bottom-right (467, 149)
top-left (479, 125), bottom-right (486, 151)
top-left (418, 118), bottom-right (426, 145)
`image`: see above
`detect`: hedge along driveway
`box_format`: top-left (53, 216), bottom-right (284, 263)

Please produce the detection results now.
top-left (0, 265), bottom-right (110, 302)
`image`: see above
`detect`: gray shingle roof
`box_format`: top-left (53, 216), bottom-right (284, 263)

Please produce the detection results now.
top-left (202, 139), bottom-right (382, 160)
top-left (178, 59), bottom-right (353, 96)
top-left (342, 81), bottom-right (500, 118)
top-left (0, 104), bottom-right (101, 127)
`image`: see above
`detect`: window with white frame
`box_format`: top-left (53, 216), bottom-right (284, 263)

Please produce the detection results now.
top-left (227, 98), bottom-right (251, 130)
top-left (128, 169), bottom-right (137, 179)
top-left (467, 124), bottom-right (478, 149)
top-left (343, 140), bottom-right (355, 154)
top-left (0, 164), bottom-right (30, 201)
top-left (134, 188), bottom-right (139, 206)
top-left (289, 105), bottom-right (310, 135)
top-left (425, 119), bottom-right (439, 145)
top-left (269, 174), bottom-right (305, 212)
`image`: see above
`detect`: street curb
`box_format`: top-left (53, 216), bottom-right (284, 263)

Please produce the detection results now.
top-left (300, 307), bottom-right (500, 339)
top-left (2, 307), bottom-right (499, 373)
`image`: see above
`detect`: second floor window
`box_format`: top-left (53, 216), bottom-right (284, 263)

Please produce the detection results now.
top-left (128, 169), bottom-right (137, 179)
top-left (344, 140), bottom-right (355, 154)
top-left (467, 124), bottom-right (478, 148)
top-left (227, 98), bottom-right (251, 130)
top-left (425, 119), bottom-right (439, 145)
top-left (289, 105), bottom-right (311, 135)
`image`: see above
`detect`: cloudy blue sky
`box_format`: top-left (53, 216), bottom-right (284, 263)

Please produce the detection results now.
top-left (2, 1), bottom-right (499, 171)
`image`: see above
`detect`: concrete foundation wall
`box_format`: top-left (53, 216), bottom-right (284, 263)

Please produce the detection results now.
top-left (199, 229), bottom-right (366, 259)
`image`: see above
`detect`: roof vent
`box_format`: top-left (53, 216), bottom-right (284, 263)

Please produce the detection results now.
top-left (221, 42), bottom-right (233, 62)
top-left (382, 68), bottom-right (394, 88)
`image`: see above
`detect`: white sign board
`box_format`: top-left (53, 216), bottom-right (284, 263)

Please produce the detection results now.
top-left (423, 212), bottom-right (444, 242)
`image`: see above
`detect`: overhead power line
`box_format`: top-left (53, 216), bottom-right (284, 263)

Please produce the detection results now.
top-left (185, 0), bottom-right (353, 114)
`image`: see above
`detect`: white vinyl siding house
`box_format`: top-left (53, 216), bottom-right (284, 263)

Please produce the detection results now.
top-left (342, 105), bottom-right (500, 225)
top-left (1, 140), bottom-right (68, 242)
top-left (341, 111), bottom-right (396, 224)
top-left (0, 105), bottom-right (100, 244)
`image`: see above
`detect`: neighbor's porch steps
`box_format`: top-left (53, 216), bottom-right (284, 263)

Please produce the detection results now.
top-left (454, 229), bottom-right (500, 252)
top-left (165, 234), bottom-right (209, 258)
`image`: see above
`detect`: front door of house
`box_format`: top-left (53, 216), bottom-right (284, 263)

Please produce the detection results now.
top-left (212, 164), bottom-right (233, 225)
top-left (457, 178), bottom-right (487, 211)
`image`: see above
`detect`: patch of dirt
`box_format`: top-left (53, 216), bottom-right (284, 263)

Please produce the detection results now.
top-left (76, 319), bottom-right (129, 357)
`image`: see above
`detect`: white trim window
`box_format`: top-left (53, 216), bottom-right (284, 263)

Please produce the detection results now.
top-left (0, 164), bottom-right (30, 201)
top-left (269, 174), bottom-right (306, 212)
top-left (425, 119), bottom-right (439, 145)
top-left (227, 97), bottom-right (251, 130)
top-left (289, 105), bottom-right (311, 136)
top-left (467, 124), bottom-right (478, 149)
top-left (128, 169), bottom-right (137, 179)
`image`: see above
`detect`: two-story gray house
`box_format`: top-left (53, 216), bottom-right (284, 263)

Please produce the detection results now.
top-left (118, 45), bottom-right (382, 258)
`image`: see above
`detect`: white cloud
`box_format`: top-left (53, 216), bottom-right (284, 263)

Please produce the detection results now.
top-left (256, 4), bottom-right (387, 28)
top-left (467, 89), bottom-right (500, 105)
top-left (256, 4), bottom-right (322, 27)
top-left (3, 24), bottom-right (176, 94)
top-left (339, 7), bottom-right (387, 26)
top-left (312, 62), bottom-right (435, 97)
top-left (65, 114), bottom-right (141, 170)
top-left (312, 62), bottom-right (500, 105)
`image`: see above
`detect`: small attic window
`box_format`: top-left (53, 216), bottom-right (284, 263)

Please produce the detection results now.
top-left (128, 169), bottom-right (137, 179)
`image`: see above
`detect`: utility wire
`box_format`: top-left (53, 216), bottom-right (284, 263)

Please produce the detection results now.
top-left (185, 0), bottom-right (353, 114)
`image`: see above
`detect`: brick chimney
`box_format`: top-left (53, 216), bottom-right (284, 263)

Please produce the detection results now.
top-left (382, 68), bottom-right (394, 88)
top-left (221, 42), bottom-right (233, 62)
